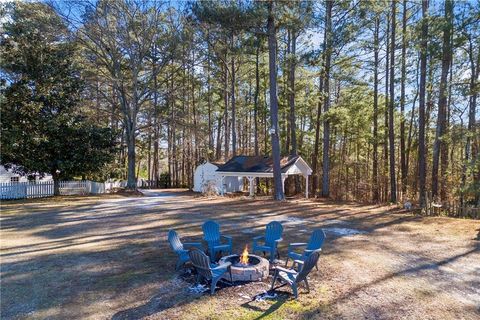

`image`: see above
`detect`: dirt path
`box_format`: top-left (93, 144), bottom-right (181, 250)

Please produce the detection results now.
top-left (1, 190), bottom-right (479, 319)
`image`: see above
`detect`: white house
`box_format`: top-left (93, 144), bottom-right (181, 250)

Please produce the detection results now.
top-left (0, 165), bottom-right (52, 183)
top-left (193, 161), bottom-right (243, 193)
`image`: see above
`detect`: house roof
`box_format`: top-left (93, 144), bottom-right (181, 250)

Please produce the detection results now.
top-left (216, 155), bottom-right (303, 174)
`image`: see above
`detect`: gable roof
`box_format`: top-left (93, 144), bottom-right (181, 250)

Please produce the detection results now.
top-left (216, 155), bottom-right (303, 174)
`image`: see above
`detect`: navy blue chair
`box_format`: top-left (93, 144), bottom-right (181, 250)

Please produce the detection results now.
top-left (252, 221), bottom-right (283, 262)
top-left (271, 249), bottom-right (320, 299)
top-left (167, 229), bottom-right (203, 270)
top-left (202, 220), bottom-right (233, 262)
top-left (286, 229), bottom-right (325, 270)
top-left (189, 249), bottom-right (232, 294)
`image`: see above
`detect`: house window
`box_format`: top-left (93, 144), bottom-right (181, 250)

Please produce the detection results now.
top-left (10, 176), bottom-right (20, 183)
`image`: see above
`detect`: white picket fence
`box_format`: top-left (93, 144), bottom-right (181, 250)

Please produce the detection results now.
top-left (0, 181), bottom-right (55, 199)
top-left (0, 180), bottom-right (128, 200)
top-left (59, 180), bottom-right (89, 195)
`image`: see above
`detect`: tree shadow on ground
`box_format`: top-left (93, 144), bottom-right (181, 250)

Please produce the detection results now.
top-left (3, 190), bottom-right (479, 319)
top-left (297, 242), bottom-right (480, 319)
top-left (241, 296), bottom-right (288, 320)
top-left (0, 240), bottom-right (172, 319)
top-left (110, 275), bottom-right (237, 320)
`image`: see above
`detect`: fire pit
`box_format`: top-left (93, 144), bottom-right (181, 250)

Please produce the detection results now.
top-left (219, 246), bottom-right (270, 282)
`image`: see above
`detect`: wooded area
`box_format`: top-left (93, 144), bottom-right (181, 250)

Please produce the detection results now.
top-left (1, 0), bottom-right (478, 206)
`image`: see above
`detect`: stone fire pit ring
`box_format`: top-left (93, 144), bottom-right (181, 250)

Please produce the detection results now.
top-left (219, 254), bottom-right (270, 282)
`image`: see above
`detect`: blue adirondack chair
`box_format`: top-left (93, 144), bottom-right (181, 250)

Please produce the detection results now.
top-left (189, 249), bottom-right (232, 294)
top-left (252, 221), bottom-right (283, 262)
top-left (285, 229), bottom-right (325, 270)
top-left (167, 229), bottom-right (203, 270)
top-left (202, 220), bottom-right (233, 262)
top-left (270, 249), bottom-right (321, 299)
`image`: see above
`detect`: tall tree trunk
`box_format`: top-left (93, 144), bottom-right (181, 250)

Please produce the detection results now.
top-left (406, 81), bottom-right (419, 184)
top-left (418, 0), bottom-right (429, 208)
top-left (400, 0), bottom-right (408, 198)
top-left (136, 158), bottom-right (141, 181)
top-left (231, 53), bottom-right (237, 156)
top-left (267, 0), bottom-right (285, 200)
top-left (207, 34), bottom-right (213, 158)
top-left (321, 0), bottom-right (333, 198)
top-left (312, 73), bottom-right (324, 196)
top-left (289, 28), bottom-right (299, 194)
top-left (192, 50), bottom-right (198, 175)
top-left (389, 0), bottom-right (397, 203)
top-left (384, 13), bottom-right (390, 202)
top-left (171, 76), bottom-right (178, 187)
top-left (181, 129), bottom-right (185, 186)
top-left (312, 16), bottom-right (328, 197)
top-left (153, 124), bottom-right (159, 186)
top-left (285, 30), bottom-right (291, 155)
top-left (425, 58), bottom-right (434, 165)
top-left (223, 64), bottom-right (229, 160)
top-left (182, 52), bottom-right (187, 187)
top-left (52, 171), bottom-right (60, 196)
top-left (462, 34), bottom-right (479, 205)
top-left (125, 120), bottom-right (136, 189)
top-left (444, 54), bottom-right (454, 199)
top-left (216, 116), bottom-right (222, 161)
top-left (372, 15), bottom-right (380, 202)
top-left (432, 0), bottom-right (453, 201)
top-left (289, 29), bottom-right (297, 156)
top-left (263, 72), bottom-right (269, 155)
top-left (147, 130), bottom-right (151, 184)
top-left (254, 43), bottom-right (260, 156)
top-left (152, 50), bottom-right (159, 187)
top-left (167, 122), bottom-right (171, 186)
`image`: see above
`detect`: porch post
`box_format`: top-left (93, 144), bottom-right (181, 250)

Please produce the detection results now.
top-left (305, 175), bottom-right (309, 199)
top-left (247, 176), bottom-right (255, 197)
top-left (281, 175), bottom-right (286, 193)
top-left (220, 175), bottom-right (225, 196)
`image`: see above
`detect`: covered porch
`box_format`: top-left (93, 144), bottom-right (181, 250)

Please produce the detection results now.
top-left (216, 155), bottom-right (312, 198)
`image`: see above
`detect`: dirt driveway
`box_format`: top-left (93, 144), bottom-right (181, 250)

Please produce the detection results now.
top-left (1, 189), bottom-right (479, 319)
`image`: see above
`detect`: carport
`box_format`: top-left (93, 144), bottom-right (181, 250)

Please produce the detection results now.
top-left (215, 155), bottom-right (313, 198)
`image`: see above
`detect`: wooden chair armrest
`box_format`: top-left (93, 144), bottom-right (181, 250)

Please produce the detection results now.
top-left (289, 242), bottom-right (307, 247)
top-left (253, 235), bottom-right (264, 247)
top-left (183, 242), bottom-right (203, 249)
top-left (288, 243), bottom-right (307, 251)
top-left (274, 266), bottom-right (297, 274)
top-left (221, 235), bottom-right (233, 244)
top-left (212, 261), bottom-right (232, 271)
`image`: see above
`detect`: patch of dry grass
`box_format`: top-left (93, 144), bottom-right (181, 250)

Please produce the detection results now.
top-left (1, 189), bottom-right (479, 319)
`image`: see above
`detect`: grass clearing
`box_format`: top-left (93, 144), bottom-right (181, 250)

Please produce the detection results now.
top-left (1, 189), bottom-right (479, 319)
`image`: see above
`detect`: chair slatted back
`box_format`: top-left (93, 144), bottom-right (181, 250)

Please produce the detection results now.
top-left (168, 229), bottom-right (183, 252)
top-left (295, 250), bottom-right (320, 283)
top-left (265, 221), bottom-right (283, 248)
top-left (189, 249), bottom-right (213, 280)
top-left (202, 220), bottom-right (220, 245)
top-left (307, 229), bottom-right (326, 251)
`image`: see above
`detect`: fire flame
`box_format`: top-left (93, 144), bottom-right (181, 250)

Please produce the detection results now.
top-left (240, 245), bottom-right (249, 265)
